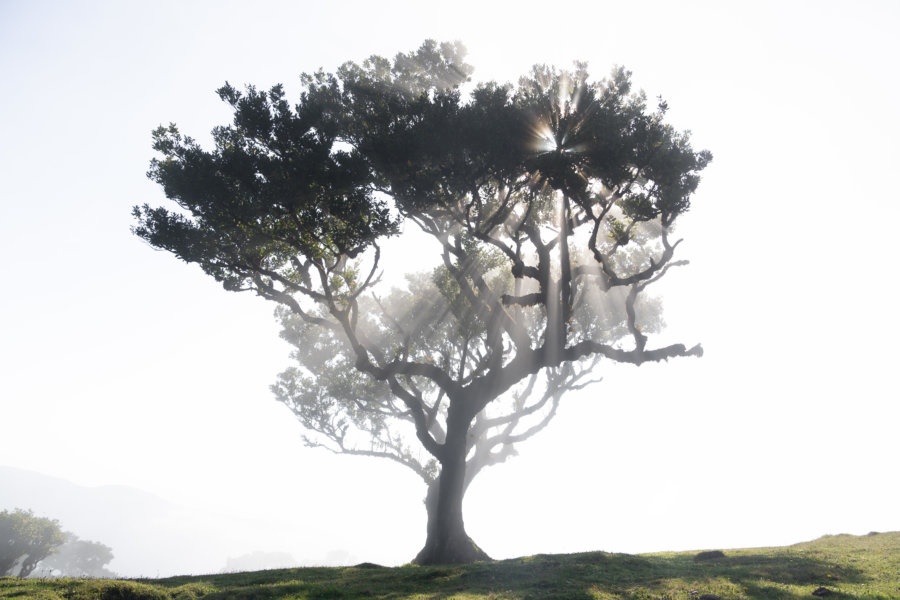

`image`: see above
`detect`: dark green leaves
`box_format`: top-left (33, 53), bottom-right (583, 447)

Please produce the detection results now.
top-left (136, 87), bottom-right (397, 290)
top-left (1, 508), bottom-right (66, 577)
top-left (137, 44), bottom-right (711, 295)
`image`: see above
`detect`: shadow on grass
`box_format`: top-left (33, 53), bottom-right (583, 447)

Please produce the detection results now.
top-left (22, 547), bottom-right (868, 600)
top-left (481, 550), bottom-right (870, 600)
top-left (355, 550), bottom-right (868, 600)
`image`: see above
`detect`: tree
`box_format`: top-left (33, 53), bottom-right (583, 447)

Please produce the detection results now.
top-left (33, 532), bottom-right (116, 578)
top-left (0, 508), bottom-right (65, 577)
top-left (134, 40), bottom-right (711, 565)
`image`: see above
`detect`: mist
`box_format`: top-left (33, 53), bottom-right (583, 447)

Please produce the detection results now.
top-left (2, 0), bottom-right (898, 579)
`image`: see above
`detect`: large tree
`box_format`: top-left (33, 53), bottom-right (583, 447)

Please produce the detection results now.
top-left (134, 41), bottom-right (711, 565)
top-left (0, 509), bottom-right (65, 577)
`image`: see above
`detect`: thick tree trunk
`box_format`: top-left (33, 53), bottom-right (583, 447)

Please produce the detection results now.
top-left (413, 427), bottom-right (490, 565)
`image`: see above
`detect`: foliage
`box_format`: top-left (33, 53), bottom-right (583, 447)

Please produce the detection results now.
top-left (0, 508), bottom-right (65, 577)
top-left (3, 532), bottom-right (899, 599)
top-left (33, 532), bottom-right (116, 578)
top-left (135, 40), bottom-right (711, 563)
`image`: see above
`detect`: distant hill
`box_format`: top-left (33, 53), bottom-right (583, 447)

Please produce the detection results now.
top-left (0, 466), bottom-right (284, 577)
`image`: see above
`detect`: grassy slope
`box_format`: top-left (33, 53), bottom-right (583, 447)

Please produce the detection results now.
top-left (2, 532), bottom-right (897, 600)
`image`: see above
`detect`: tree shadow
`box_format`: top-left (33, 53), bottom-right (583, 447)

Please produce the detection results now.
top-left (141, 546), bottom-right (871, 600)
top-left (403, 550), bottom-right (870, 600)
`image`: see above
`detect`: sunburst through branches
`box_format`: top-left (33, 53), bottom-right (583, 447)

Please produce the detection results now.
top-left (138, 41), bottom-right (710, 564)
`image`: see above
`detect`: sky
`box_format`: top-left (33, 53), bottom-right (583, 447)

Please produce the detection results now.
top-left (1, 0), bottom-right (899, 576)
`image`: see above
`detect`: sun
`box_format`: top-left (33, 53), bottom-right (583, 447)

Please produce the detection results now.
top-left (534, 123), bottom-right (558, 153)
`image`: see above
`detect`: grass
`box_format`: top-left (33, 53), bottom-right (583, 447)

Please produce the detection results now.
top-left (2, 532), bottom-right (897, 599)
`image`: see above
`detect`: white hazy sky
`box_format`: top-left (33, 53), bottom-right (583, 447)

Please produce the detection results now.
top-left (1, 0), bottom-right (898, 575)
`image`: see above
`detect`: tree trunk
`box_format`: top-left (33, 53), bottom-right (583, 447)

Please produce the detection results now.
top-left (413, 425), bottom-right (490, 565)
top-left (19, 554), bottom-right (40, 578)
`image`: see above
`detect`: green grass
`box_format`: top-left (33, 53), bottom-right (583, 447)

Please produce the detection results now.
top-left (2, 532), bottom-right (898, 599)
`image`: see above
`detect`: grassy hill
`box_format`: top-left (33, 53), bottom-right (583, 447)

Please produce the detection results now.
top-left (2, 532), bottom-right (897, 599)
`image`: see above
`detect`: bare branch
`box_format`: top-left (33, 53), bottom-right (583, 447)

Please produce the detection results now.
top-left (306, 435), bottom-right (434, 484)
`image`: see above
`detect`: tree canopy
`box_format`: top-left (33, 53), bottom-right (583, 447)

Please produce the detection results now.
top-left (135, 40), bottom-right (711, 564)
top-left (33, 532), bottom-right (116, 579)
top-left (0, 508), bottom-right (66, 577)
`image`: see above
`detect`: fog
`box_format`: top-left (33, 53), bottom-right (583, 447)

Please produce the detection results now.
top-left (2, 0), bottom-right (899, 578)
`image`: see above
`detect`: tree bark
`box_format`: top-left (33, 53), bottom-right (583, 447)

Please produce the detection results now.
top-left (413, 415), bottom-right (490, 565)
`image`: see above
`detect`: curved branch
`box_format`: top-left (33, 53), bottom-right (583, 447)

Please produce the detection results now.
top-left (305, 435), bottom-right (434, 484)
top-left (624, 284), bottom-right (648, 353)
top-left (250, 273), bottom-right (341, 331)
top-left (589, 224), bottom-right (683, 288)
top-left (468, 338), bottom-right (702, 416)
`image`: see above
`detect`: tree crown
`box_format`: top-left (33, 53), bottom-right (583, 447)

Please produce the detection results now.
top-left (135, 40), bottom-right (711, 487)
top-left (0, 508), bottom-right (66, 577)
